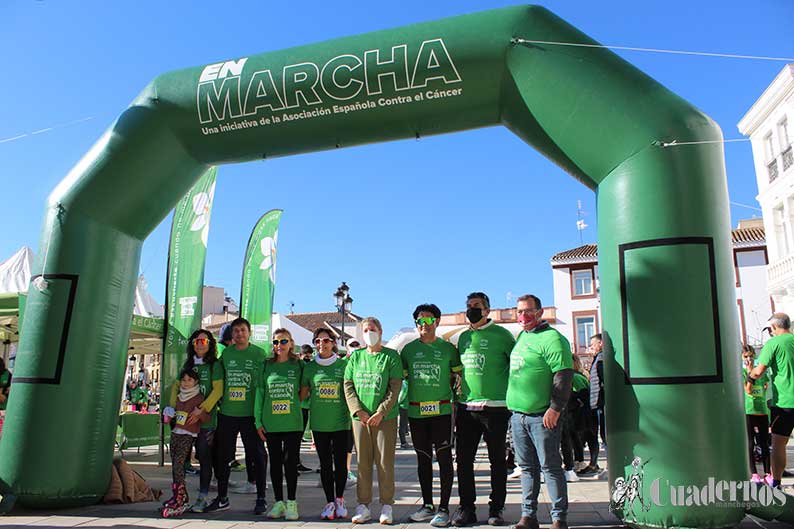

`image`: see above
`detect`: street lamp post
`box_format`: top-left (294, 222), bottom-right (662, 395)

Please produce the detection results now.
top-left (333, 282), bottom-right (353, 350)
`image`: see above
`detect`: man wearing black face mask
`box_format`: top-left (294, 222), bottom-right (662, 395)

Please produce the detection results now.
top-left (452, 292), bottom-right (516, 527)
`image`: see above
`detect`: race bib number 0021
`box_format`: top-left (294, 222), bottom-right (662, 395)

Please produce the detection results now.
top-left (272, 400), bottom-right (291, 415)
top-left (419, 401), bottom-right (440, 416)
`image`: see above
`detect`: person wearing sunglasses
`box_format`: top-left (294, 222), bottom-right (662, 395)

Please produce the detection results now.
top-left (168, 329), bottom-right (224, 512)
top-left (206, 317), bottom-right (268, 515)
top-left (401, 304), bottom-right (462, 527)
top-left (255, 328), bottom-right (304, 520)
top-left (343, 317), bottom-right (403, 525)
top-left (301, 328), bottom-right (352, 520)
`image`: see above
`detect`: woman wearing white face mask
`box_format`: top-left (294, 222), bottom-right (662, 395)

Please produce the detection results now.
top-left (343, 317), bottom-right (403, 525)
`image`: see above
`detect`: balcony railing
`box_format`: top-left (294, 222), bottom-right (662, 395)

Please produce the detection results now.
top-left (767, 254), bottom-right (794, 292)
top-left (769, 159), bottom-right (780, 182)
top-left (783, 146), bottom-right (793, 172)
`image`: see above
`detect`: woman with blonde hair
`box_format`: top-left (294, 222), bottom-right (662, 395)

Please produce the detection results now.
top-left (343, 317), bottom-right (403, 525)
top-left (255, 328), bottom-right (304, 520)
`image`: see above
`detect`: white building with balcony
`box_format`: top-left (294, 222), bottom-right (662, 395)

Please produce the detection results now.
top-left (739, 64), bottom-right (794, 317)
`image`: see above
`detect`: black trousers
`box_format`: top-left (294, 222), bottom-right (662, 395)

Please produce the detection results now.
top-left (411, 414), bottom-right (454, 510)
top-left (215, 414), bottom-right (267, 499)
top-left (266, 431), bottom-right (302, 501)
top-left (747, 414), bottom-right (771, 475)
top-left (314, 429), bottom-right (351, 502)
top-left (195, 428), bottom-right (217, 494)
top-left (454, 405), bottom-right (509, 510)
top-left (560, 412), bottom-right (579, 471)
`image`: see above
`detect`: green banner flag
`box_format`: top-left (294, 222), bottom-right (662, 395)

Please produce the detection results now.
top-left (240, 209), bottom-right (282, 352)
top-left (162, 166), bottom-right (217, 393)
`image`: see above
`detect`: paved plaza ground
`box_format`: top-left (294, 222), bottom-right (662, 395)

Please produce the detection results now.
top-left (2, 440), bottom-right (793, 528)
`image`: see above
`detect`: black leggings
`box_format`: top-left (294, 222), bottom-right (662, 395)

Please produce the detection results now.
top-left (195, 428), bottom-right (216, 494)
top-left (314, 430), bottom-right (351, 502)
top-left (560, 412), bottom-right (579, 471)
top-left (746, 414), bottom-right (771, 475)
top-left (410, 415), bottom-right (453, 510)
top-left (215, 414), bottom-right (267, 499)
top-left (266, 431), bottom-right (302, 501)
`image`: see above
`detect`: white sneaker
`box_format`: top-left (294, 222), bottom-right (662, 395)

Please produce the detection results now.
top-left (352, 504), bottom-right (371, 524)
top-left (335, 497), bottom-right (348, 518)
top-left (380, 504), bottom-right (393, 525)
top-left (508, 467), bottom-right (523, 479)
top-left (321, 501), bottom-right (336, 520)
top-left (565, 470), bottom-right (580, 482)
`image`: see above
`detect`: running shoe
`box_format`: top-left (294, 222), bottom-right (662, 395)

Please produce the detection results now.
top-left (230, 460), bottom-right (246, 471)
top-left (335, 497), bottom-right (348, 518)
top-left (190, 495), bottom-right (209, 513)
top-left (508, 467), bottom-right (523, 479)
top-left (346, 471), bottom-right (358, 488)
top-left (268, 500), bottom-right (286, 518)
top-left (410, 504), bottom-right (436, 522)
top-left (431, 508), bottom-right (451, 527)
top-left (380, 504), bottom-right (393, 525)
top-left (751, 473), bottom-right (762, 483)
top-left (488, 508), bottom-right (505, 526)
top-left (564, 470), bottom-right (580, 482)
top-left (297, 463), bottom-right (314, 473)
top-left (321, 501), bottom-right (336, 520)
top-left (230, 481), bottom-right (258, 494)
top-left (352, 504), bottom-right (371, 524)
top-left (575, 464), bottom-right (600, 476)
top-left (765, 474), bottom-right (774, 486)
top-left (285, 500), bottom-right (299, 521)
top-left (203, 497), bottom-right (230, 512)
top-left (451, 506), bottom-right (477, 527)
top-left (254, 497), bottom-right (268, 515)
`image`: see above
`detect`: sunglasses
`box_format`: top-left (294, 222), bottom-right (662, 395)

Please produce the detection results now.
top-left (192, 338), bottom-right (209, 345)
top-left (415, 316), bottom-right (437, 326)
top-left (315, 337), bottom-right (334, 345)
top-left (272, 338), bottom-right (291, 345)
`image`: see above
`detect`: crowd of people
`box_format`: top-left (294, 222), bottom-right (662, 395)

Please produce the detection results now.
top-left (157, 291), bottom-right (608, 529)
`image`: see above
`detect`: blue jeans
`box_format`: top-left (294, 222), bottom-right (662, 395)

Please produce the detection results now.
top-left (511, 412), bottom-right (568, 521)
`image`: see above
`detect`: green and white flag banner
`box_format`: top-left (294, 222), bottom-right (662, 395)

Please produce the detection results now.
top-left (162, 166), bottom-right (217, 391)
top-left (240, 209), bottom-right (282, 352)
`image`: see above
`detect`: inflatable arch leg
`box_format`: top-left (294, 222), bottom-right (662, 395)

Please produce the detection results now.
top-left (1, 5), bottom-right (791, 526)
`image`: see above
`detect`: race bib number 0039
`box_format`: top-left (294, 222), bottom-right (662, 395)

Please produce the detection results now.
top-left (318, 382), bottom-right (339, 399)
top-left (419, 401), bottom-right (440, 416)
top-left (272, 400), bottom-right (291, 414)
top-left (229, 387), bottom-right (246, 401)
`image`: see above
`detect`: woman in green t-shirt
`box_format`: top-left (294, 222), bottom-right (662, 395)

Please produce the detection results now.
top-left (743, 344), bottom-right (771, 484)
top-left (343, 317), bottom-right (403, 525)
top-left (173, 329), bottom-right (224, 512)
top-left (255, 328), bottom-right (304, 521)
top-left (301, 328), bottom-right (352, 520)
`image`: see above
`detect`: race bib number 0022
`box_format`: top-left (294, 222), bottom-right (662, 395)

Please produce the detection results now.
top-left (272, 400), bottom-right (291, 414)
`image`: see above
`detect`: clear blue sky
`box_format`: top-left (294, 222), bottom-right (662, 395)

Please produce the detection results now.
top-left (2, 1), bottom-right (793, 339)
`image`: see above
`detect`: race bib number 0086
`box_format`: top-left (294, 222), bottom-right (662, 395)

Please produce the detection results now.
top-left (272, 400), bottom-right (291, 415)
top-left (228, 387), bottom-right (246, 401)
top-left (318, 382), bottom-right (339, 399)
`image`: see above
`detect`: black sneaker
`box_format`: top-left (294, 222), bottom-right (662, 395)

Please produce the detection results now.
top-left (185, 465), bottom-right (199, 476)
top-left (204, 497), bottom-right (230, 512)
top-left (297, 463), bottom-right (314, 474)
top-left (576, 464), bottom-right (601, 476)
top-left (452, 506), bottom-right (477, 527)
top-left (254, 497), bottom-right (267, 515)
top-left (488, 508), bottom-right (505, 526)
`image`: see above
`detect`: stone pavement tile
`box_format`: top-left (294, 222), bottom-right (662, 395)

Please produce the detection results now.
top-left (2, 515), bottom-right (54, 525)
top-left (26, 516), bottom-right (102, 527)
top-left (72, 518), bottom-right (150, 526)
top-left (170, 521), bottom-right (247, 529)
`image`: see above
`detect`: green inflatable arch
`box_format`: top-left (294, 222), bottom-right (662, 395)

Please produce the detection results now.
top-left (0, 5), bottom-right (790, 527)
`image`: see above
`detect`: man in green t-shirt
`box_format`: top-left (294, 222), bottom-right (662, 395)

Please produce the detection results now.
top-left (506, 294), bottom-right (573, 529)
top-left (402, 303), bottom-right (462, 527)
top-left (205, 317), bottom-right (268, 515)
top-left (452, 292), bottom-right (515, 528)
top-left (747, 312), bottom-right (794, 489)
